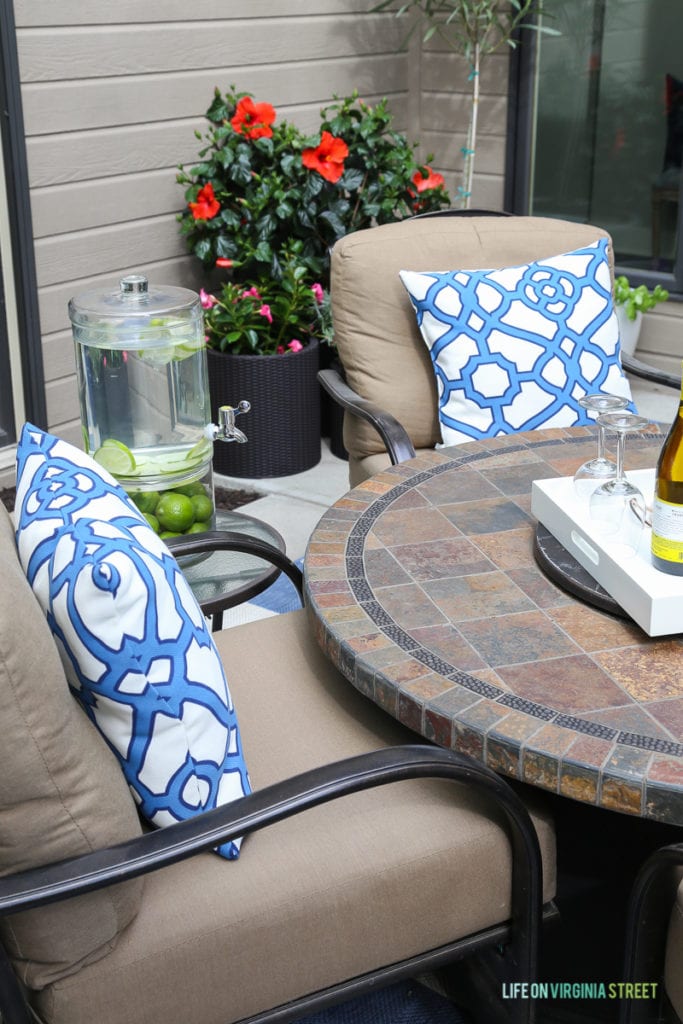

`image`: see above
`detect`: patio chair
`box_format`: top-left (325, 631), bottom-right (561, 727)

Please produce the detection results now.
top-left (320, 211), bottom-right (676, 488)
top-left (620, 842), bottom-right (683, 1024)
top-left (0, 499), bottom-right (557, 1024)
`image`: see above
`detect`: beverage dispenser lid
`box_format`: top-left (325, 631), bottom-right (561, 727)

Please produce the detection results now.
top-left (68, 274), bottom-right (202, 345)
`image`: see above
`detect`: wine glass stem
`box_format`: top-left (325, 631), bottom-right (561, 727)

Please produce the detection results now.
top-left (615, 431), bottom-right (625, 482)
top-left (597, 425), bottom-right (607, 462)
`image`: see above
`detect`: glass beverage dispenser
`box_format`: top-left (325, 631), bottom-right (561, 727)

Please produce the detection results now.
top-left (69, 274), bottom-right (249, 539)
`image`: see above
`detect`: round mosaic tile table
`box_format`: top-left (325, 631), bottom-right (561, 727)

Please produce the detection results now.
top-left (303, 426), bottom-right (683, 825)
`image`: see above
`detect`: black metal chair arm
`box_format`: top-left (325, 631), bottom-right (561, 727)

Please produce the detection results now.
top-left (165, 530), bottom-right (304, 604)
top-left (318, 367), bottom-right (417, 465)
top-left (621, 841), bottom-right (683, 1024)
top-left (622, 352), bottom-right (681, 392)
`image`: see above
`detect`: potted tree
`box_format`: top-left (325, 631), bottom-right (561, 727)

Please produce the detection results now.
top-left (177, 87), bottom-right (451, 477)
top-left (371, 0), bottom-right (557, 207)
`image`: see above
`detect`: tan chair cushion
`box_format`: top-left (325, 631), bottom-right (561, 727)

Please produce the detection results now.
top-left (0, 505), bottom-right (143, 989)
top-left (665, 879), bottom-right (683, 1018)
top-left (36, 610), bottom-right (556, 1024)
top-left (331, 214), bottom-right (613, 472)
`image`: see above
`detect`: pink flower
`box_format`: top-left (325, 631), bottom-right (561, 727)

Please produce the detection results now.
top-left (241, 286), bottom-right (261, 299)
top-left (258, 303), bottom-right (273, 323)
top-left (288, 339), bottom-right (303, 353)
top-left (199, 288), bottom-right (217, 309)
top-left (311, 283), bottom-right (324, 305)
top-left (276, 345), bottom-right (285, 354)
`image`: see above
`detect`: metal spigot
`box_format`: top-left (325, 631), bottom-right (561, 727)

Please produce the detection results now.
top-left (205, 401), bottom-right (251, 444)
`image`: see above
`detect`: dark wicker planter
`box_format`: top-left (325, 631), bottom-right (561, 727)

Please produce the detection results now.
top-left (208, 340), bottom-right (321, 478)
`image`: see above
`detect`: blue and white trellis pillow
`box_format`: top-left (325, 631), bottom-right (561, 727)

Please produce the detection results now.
top-left (400, 239), bottom-right (635, 446)
top-left (14, 424), bottom-right (251, 859)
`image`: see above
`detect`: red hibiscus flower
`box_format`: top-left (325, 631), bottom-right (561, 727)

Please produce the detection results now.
top-left (215, 257), bottom-right (233, 268)
top-left (189, 182), bottom-right (220, 220)
top-left (302, 131), bottom-right (349, 184)
top-left (230, 97), bottom-right (276, 140)
top-left (411, 167), bottom-right (445, 193)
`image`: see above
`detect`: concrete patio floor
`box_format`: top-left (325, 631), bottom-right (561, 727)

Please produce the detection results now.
top-left (214, 439), bottom-right (350, 563)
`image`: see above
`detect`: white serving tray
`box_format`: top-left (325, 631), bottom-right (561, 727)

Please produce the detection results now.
top-left (531, 468), bottom-right (683, 636)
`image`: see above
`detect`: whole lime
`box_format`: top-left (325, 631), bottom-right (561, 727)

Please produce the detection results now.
top-left (132, 490), bottom-right (160, 515)
top-left (160, 530), bottom-right (181, 540)
top-left (175, 481), bottom-right (207, 497)
top-left (155, 491), bottom-right (195, 533)
top-left (186, 521), bottom-right (209, 534)
top-left (190, 493), bottom-right (214, 522)
top-left (143, 513), bottom-right (160, 533)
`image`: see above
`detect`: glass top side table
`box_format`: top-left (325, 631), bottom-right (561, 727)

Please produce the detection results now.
top-left (170, 509), bottom-right (286, 631)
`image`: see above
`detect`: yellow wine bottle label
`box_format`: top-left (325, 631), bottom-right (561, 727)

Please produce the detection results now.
top-left (651, 497), bottom-right (683, 563)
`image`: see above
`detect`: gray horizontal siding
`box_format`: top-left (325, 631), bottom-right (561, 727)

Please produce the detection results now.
top-left (14, 1), bottom-right (413, 435)
top-left (22, 57), bottom-right (407, 135)
top-left (14, 1), bottom-right (380, 26)
top-left (14, 0), bottom-right (510, 437)
top-left (16, 17), bottom-right (403, 81)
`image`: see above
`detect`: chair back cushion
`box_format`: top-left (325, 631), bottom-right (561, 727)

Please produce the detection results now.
top-left (331, 214), bottom-right (614, 463)
top-left (0, 503), bottom-right (143, 990)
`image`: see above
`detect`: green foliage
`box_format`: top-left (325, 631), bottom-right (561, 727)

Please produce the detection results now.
top-left (614, 276), bottom-right (669, 321)
top-left (176, 86), bottom-right (451, 292)
top-left (202, 254), bottom-right (333, 357)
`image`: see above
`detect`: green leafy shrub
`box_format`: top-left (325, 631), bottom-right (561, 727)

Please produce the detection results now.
top-left (200, 255), bottom-right (332, 357)
top-left (614, 276), bottom-right (669, 321)
top-left (177, 86), bottom-right (451, 291)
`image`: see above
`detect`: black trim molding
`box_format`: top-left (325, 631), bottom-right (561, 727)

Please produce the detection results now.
top-left (0, 2), bottom-right (46, 431)
top-left (504, 22), bottom-right (539, 215)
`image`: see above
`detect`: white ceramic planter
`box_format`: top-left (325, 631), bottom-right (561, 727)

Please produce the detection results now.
top-left (615, 305), bottom-right (643, 357)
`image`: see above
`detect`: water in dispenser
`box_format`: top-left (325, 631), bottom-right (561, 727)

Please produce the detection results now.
top-left (69, 274), bottom-right (248, 539)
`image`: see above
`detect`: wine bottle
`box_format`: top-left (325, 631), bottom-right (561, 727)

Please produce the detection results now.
top-left (651, 377), bottom-right (683, 575)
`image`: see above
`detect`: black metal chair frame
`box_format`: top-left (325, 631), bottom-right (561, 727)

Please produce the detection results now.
top-left (621, 842), bottom-right (683, 1024)
top-left (166, 529), bottom-right (305, 621)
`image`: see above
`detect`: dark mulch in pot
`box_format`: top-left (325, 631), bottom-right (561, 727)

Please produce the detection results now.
top-left (213, 486), bottom-right (260, 511)
top-left (0, 485), bottom-right (259, 515)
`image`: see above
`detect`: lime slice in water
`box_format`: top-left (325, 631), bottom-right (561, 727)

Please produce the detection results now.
top-left (93, 439), bottom-right (136, 476)
top-left (173, 337), bottom-right (206, 361)
top-left (185, 438), bottom-right (212, 465)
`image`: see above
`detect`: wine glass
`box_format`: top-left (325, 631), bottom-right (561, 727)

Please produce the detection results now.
top-left (573, 394), bottom-right (630, 498)
top-left (589, 412), bottom-right (651, 556)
